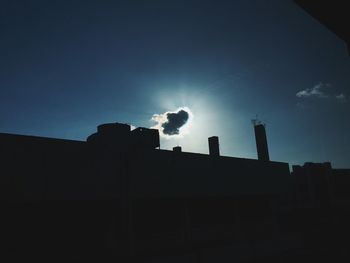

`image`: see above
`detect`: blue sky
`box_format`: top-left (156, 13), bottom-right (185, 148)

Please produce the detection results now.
top-left (1, 0), bottom-right (349, 168)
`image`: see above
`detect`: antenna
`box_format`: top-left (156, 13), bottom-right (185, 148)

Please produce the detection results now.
top-left (251, 114), bottom-right (267, 127)
top-left (251, 114), bottom-right (261, 126)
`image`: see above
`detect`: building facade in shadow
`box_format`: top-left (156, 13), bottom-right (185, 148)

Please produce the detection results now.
top-left (1, 122), bottom-right (350, 262)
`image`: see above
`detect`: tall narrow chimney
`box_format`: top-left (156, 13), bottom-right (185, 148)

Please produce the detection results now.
top-left (254, 123), bottom-right (270, 161)
top-left (208, 136), bottom-right (220, 156)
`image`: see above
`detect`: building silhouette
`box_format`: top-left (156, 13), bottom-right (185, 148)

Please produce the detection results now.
top-left (1, 122), bottom-right (350, 262)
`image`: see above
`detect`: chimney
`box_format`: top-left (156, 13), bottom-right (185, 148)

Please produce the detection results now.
top-left (254, 123), bottom-right (270, 161)
top-left (208, 136), bottom-right (220, 156)
top-left (173, 146), bottom-right (182, 152)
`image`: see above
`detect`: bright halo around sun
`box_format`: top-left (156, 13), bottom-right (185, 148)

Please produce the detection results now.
top-left (151, 106), bottom-right (194, 139)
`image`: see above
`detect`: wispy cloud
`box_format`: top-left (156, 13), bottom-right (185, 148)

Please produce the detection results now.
top-left (335, 93), bottom-right (347, 102)
top-left (296, 82), bottom-right (347, 103)
top-left (296, 82), bottom-right (330, 98)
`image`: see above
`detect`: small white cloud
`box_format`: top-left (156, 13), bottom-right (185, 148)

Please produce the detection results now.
top-left (296, 82), bottom-right (347, 106)
top-left (335, 93), bottom-right (347, 102)
top-left (296, 82), bottom-right (330, 98)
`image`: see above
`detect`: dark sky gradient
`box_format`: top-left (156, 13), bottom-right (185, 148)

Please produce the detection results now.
top-left (1, 0), bottom-right (349, 167)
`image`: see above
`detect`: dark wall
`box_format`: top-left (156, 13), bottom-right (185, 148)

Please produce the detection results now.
top-left (128, 149), bottom-right (290, 197)
top-left (0, 132), bottom-right (291, 261)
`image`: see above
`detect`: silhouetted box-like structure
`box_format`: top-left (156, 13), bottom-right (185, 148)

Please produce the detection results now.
top-left (173, 146), bottom-right (182, 152)
top-left (208, 136), bottom-right (220, 156)
top-left (131, 127), bottom-right (160, 149)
